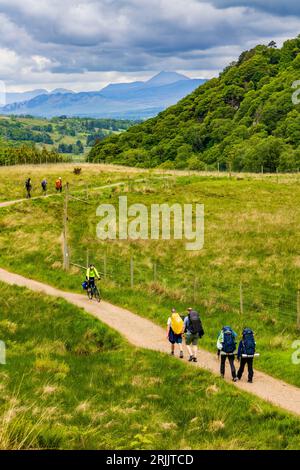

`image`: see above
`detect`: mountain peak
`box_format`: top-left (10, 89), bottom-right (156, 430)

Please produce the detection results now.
top-left (146, 71), bottom-right (190, 87)
top-left (50, 88), bottom-right (74, 94)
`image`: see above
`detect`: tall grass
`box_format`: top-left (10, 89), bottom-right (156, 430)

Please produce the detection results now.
top-left (0, 282), bottom-right (299, 450)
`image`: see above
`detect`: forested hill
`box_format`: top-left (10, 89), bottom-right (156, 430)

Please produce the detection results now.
top-left (89, 37), bottom-right (300, 172)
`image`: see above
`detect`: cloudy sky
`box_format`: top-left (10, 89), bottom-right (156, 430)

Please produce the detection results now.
top-left (0, 0), bottom-right (300, 92)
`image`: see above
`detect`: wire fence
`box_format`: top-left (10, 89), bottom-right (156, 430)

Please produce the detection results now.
top-left (1, 155), bottom-right (300, 179)
top-left (71, 250), bottom-right (300, 329)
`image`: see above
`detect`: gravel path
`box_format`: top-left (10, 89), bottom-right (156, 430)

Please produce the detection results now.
top-left (0, 267), bottom-right (299, 417)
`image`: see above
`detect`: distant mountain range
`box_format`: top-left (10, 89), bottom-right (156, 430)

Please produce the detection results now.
top-left (0, 72), bottom-right (206, 119)
top-left (5, 88), bottom-right (74, 105)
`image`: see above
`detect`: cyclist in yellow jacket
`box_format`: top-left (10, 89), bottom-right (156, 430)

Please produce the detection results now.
top-left (86, 264), bottom-right (100, 291)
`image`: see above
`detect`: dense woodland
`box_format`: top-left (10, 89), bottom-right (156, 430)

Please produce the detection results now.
top-left (0, 117), bottom-right (137, 164)
top-left (0, 139), bottom-right (70, 165)
top-left (89, 37), bottom-right (300, 172)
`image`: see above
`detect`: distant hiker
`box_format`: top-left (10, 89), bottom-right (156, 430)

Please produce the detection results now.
top-left (184, 308), bottom-right (204, 363)
top-left (25, 178), bottom-right (32, 199)
top-left (167, 308), bottom-right (184, 358)
top-left (55, 177), bottom-right (63, 193)
top-left (41, 179), bottom-right (47, 195)
top-left (217, 326), bottom-right (238, 381)
top-left (237, 328), bottom-right (256, 383)
top-left (86, 264), bottom-right (100, 291)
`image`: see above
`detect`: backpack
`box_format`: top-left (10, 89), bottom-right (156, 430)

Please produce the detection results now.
top-left (188, 311), bottom-right (204, 337)
top-left (222, 327), bottom-right (236, 354)
top-left (170, 313), bottom-right (184, 335)
top-left (242, 328), bottom-right (256, 355)
top-left (56, 179), bottom-right (61, 189)
top-left (41, 180), bottom-right (47, 189)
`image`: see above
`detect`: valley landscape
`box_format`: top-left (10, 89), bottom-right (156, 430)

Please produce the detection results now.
top-left (0, 0), bottom-right (299, 457)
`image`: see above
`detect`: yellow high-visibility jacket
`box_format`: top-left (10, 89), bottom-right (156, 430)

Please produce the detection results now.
top-left (86, 267), bottom-right (100, 279)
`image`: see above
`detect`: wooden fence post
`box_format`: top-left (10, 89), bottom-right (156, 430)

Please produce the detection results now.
top-left (130, 257), bottom-right (134, 288)
top-left (103, 254), bottom-right (107, 279)
top-left (240, 282), bottom-right (244, 315)
top-left (86, 248), bottom-right (89, 268)
top-left (297, 290), bottom-right (300, 329)
top-left (63, 183), bottom-right (70, 270)
top-left (193, 279), bottom-right (197, 304)
top-left (153, 261), bottom-right (157, 282)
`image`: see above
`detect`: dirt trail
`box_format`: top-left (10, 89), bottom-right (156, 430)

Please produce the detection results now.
top-left (0, 181), bottom-right (127, 208)
top-left (0, 267), bottom-right (299, 417)
top-left (0, 177), bottom-right (169, 208)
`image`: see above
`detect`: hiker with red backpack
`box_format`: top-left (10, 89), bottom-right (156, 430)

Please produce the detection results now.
top-left (237, 328), bottom-right (256, 383)
top-left (183, 308), bottom-right (205, 363)
top-left (217, 326), bottom-right (238, 382)
top-left (55, 177), bottom-right (63, 193)
top-left (167, 308), bottom-right (184, 358)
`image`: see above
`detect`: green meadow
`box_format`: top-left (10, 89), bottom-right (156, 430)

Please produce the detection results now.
top-left (0, 165), bottom-right (299, 388)
top-left (0, 282), bottom-right (300, 450)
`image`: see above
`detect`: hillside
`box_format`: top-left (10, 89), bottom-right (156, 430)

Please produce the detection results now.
top-left (89, 37), bottom-right (300, 172)
top-left (0, 72), bottom-right (206, 120)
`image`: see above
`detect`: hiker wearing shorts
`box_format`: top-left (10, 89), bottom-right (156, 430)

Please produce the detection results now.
top-left (237, 328), bottom-right (256, 383)
top-left (184, 308), bottom-right (204, 363)
top-left (217, 326), bottom-right (238, 382)
top-left (167, 308), bottom-right (184, 358)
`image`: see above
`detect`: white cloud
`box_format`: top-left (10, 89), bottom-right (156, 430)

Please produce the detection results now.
top-left (0, 0), bottom-right (299, 91)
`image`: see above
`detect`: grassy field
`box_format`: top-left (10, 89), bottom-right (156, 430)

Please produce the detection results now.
top-left (0, 281), bottom-right (299, 450)
top-left (0, 163), bottom-right (151, 202)
top-left (0, 164), bottom-right (299, 388)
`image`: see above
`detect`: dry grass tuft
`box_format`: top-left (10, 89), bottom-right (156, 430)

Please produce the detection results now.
top-left (42, 385), bottom-right (58, 395)
top-left (161, 422), bottom-right (178, 430)
top-left (209, 420), bottom-right (225, 433)
top-left (206, 384), bottom-right (219, 396)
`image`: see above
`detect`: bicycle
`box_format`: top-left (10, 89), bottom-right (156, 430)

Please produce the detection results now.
top-left (87, 280), bottom-right (101, 303)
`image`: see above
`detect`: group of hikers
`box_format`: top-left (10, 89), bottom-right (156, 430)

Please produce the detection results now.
top-left (83, 263), bottom-right (256, 383)
top-left (167, 308), bottom-right (256, 383)
top-left (25, 177), bottom-right (63, 198)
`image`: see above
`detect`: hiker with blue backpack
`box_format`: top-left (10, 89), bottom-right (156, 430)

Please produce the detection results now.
top-left (237, 328), bottom-right (256, 383)
top-left (166, 308), bottom-right (184, 358)
top-left (41, 179), bottom-right (47, 195)
top-left (217, 326), bottom-right (238, 381)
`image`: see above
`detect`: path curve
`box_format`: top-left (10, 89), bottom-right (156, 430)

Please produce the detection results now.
top-left (0, 267), bottom-right (299, 417)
